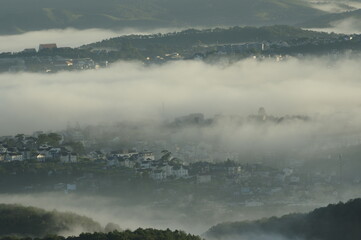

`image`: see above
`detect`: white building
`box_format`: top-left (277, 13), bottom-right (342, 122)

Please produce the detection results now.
top-left (150, 170), bottom-right (167, 181)
top-left (171, 166), bottom-right (188, 178)
top-left (37, 154), bottom-right (46, 162)
top-left (6, 153), bottom-right (23, 161)
top-left (60, 152), bottom-right (78, 163)
top-left (140, 151), bottom-right (155, 161)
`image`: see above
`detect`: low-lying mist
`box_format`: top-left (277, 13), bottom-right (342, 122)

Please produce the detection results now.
top-left (2, 189), bottom-right (361, 236)
top-left (0, 56), bottom-right (361, 155)
top-left (0, 27), bottom-right (185, 52)
top-left (308, 0), bottom-right (361, 13)
top-left (0, 192), bottom-right (333, 236)
top-left (309, 17), bottom-right (361, 34)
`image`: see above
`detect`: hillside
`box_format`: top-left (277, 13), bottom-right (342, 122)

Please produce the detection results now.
top-left (84, 25), bottom-right (333, 51)
top-left (299, 9), bottom-right (361, 28)
top-left (0, 228), bottom-right (202, 240)
top-left (0, 204), bottom-right (102, 237)
top-left (0, 0), bottom-right (324, 35)
top-left (205, 198), bottom-right (361, 240)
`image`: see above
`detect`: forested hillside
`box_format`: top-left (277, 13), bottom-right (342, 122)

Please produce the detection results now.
top-left (206, 198), bottom-right (361, 240)
top-left (0, 204), bottom-right (102, 237)
top-left (0, 229), bottom-right (202, 240)
top-left (83, 25), bottom-right (333, 55)
top-left (0, 0), bottom-right (324, 35)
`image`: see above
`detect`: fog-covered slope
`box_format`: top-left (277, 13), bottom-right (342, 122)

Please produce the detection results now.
top-left (299, 9), bottom-right (361, 28)
top-left (0, 204), bottom-right (102, 236)
top-left (205, 199), bottom-right (361, 240)
top-left (0, 0), bottom-right (324, 35)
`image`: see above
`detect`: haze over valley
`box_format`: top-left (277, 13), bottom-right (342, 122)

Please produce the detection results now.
top-left (1, 1), bottom-right (361, 240)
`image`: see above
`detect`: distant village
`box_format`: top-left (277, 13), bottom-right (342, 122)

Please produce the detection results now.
top-left (0, 43), bottom-right (107, 73)
top-left (0, 111), bottom-right (355, 206)
top-left (0, 33), bottom-right (360, 73)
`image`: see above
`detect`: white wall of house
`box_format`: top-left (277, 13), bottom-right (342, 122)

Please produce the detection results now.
top-left (172, 166), bottom-right (188, 178)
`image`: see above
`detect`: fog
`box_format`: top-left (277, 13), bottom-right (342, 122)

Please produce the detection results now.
top-left (206, 234), bottom-right (303, 240)
top-left (0, 28), bottom-right (185, 53)
top-left (309, 17), bottom-right (361, 34)
top-left (1, 29), bottom-right (361, 238)
top-left (1, 57), bottom-right (361, 154)
top-left (328, 17), bottom-right (361, 34)
top-left (306, 0), bottom-right (361, 13)
top-left (1, 187), bottom-right (360, 236)
top-left (0, 193), bottom-right (329, 235)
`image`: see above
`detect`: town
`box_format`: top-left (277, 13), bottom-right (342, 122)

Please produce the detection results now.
top-left (0, 111), bottom-right (357, 210)
top-left (1, 26), bottom-right (361, 73)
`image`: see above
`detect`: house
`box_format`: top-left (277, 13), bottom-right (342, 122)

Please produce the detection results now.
top-left (5, 152), bottom-right (23, 161)
top-left (89, 150), bottom-right (105, 160)
top-left (106, 157), bottom-right (120, 167)
top-left (38, 144), bottom-right (52, 151)
top-left (46, 148), bottom-right (62, 159)
top-left (0, 153), bottom-right (5, 162)
top-left (140, 151), bottom-right (155, 161)
top-left (39, 43), bottom-right (57, 51)
top-left (60, 152), bottom-right (78, 163)
top-left (37, 154), bottom-right (46, 162)
top-left (119, 158), bottom-right (135, 168)
top-left (150, 170), bottom-right (167, 181)
top-left (227, 166), bottom-right (242, 175)
top-left (22, 48), bottom-right (37, 53)
top-left (0, 145), bottom-right (7, 153)
top-left (20, 148), bottom-right (31, 160)
top-left (121, 149), bottom-right (139, 158)
top-left (72, 58), bottom-right (95, 70)
top-left (171, 165), bottom-right (188, 178)
top-left (66, 184), bottom-right (77, 191)
top-left (140, 160), bottom-right (152, 169)
top-left (159, 164), bottom-right (173, 176)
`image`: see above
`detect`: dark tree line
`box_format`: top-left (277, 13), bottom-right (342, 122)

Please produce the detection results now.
top-left (0, 204), bottom-right (102, 237)
top-left (206, 198), bottom-right (361, 240)
top-left (0, 228), bottom-right (201, 240)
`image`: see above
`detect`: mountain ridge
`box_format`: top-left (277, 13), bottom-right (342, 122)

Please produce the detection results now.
top-left (0, 0), bottom-right (325, 35)
top-left (205, 198), bottom-right (361, 240)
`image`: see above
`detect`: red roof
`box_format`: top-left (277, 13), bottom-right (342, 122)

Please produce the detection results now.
top-left (39, 43), bottom-right (57, 50)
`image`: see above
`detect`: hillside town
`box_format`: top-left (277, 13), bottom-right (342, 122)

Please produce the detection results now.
top-left (0, 120), bottom-right (356, 207)
top-left (0, 32), bottom-right (360, 73)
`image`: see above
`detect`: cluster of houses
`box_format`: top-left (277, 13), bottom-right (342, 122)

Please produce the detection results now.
top-left (0, 134), bottom-right (78, 163)
top-left (0, 55), bottom-right (98, 73)
top-left (0, 143), bottom-right (78, 163)
top-left (0, 132), bottom-right (191, 181)
top-left (0, 43), bottom-right (106, 73)
top-left (89, 149), bottom-right (189, 181)
top-left (216, 42), bottom-right (266, 54)
top-left (0, 132), bottom-right (347, 205)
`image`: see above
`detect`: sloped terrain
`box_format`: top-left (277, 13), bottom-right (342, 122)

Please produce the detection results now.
top-left (206, 199), bottom-right (361, 240)
top-left (0, 0), bottom-right (324, 34)
top-left (0, 204), bottom-right (102, 237)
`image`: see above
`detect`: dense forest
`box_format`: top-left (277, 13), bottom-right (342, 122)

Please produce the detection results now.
top-left (0, 229), bottom-right (201, 240)
top-left (206, 198), bottom-right (361, 240)
top-left (0, 26), bottom-right (336, 63)
top-left (0, 204), bottom-right (102, 237)
top-left (0, 0), bottom-right (324, 35)
top-left (85, 25), bottom-right (333, 49)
